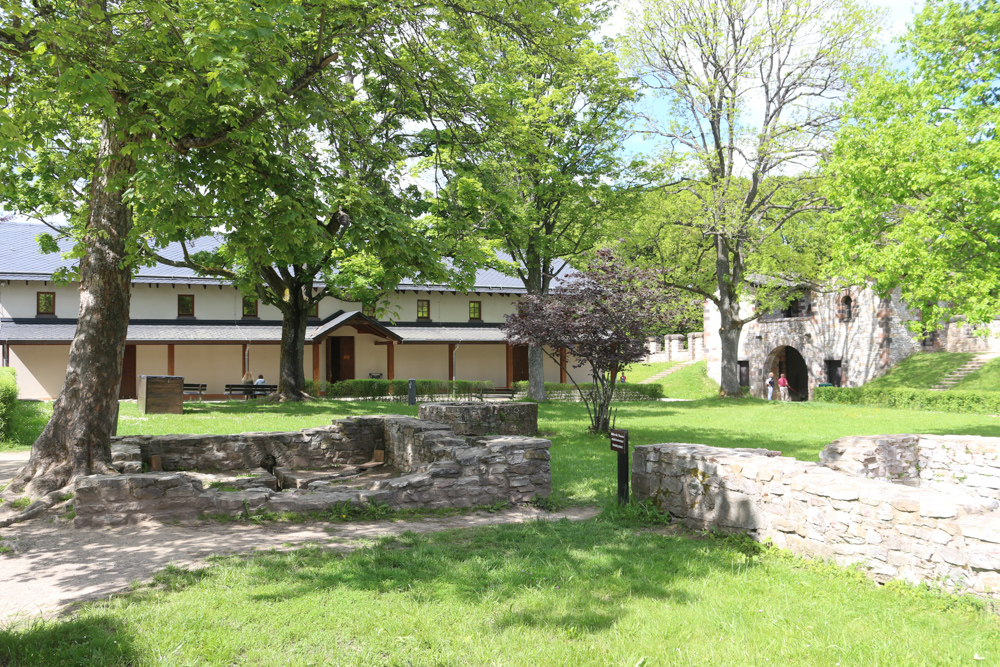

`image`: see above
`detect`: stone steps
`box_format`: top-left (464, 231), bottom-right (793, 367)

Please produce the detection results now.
top-left (639, 361), bottom-right (697, 385)
top-left (930, 354), bottom-right (998, 391)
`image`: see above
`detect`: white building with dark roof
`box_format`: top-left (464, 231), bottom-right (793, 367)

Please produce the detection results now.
top-left (0, 223), bottom-right (571, 399)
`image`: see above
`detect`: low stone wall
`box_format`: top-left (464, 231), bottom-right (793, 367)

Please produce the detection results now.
top-left (111, 418), bottom-right (383, 472)
top-left (821, 434), bottom-right (1000, 500)
top-left (633, 441), bottom-right (1000, 598)
top-left (76, 405), bottom-right (550, 527)
top-left (418, 402), bottom-right (538, 437)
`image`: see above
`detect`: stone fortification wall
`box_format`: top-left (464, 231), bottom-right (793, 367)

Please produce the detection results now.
top-left (633, 438), bottom-right (1000, 598)
top-left (644, 333), bottom-right (706, 363)
top-left (942, 319), bottom-right (1000, 354)
top-left (418, 402), bottom-right (538, 437)
top-left (821, 434), bottom-right (1000, 500)
top-left (76, 404), bottom-right (548, 527)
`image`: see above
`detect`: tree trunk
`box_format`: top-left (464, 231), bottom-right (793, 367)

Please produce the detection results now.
top-left (714, 234), bottom-right (743, 398)
top-left (274, 297), bottom-right (310, 401)
top-left (523, 248), bottom-right (548, 401)
top-left (2, 119), bottom-right (135, 509)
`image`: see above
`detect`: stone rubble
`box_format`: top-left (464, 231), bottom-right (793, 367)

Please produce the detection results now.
top-left (77, 403), bottom-right (548, 527)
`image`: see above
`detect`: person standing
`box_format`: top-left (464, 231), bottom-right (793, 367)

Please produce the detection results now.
top-left (766, 372), bottom-right (775, 400)
top-left (778, 373), bottom-right (789, 401)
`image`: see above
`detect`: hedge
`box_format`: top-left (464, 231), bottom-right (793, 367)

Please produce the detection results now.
top-left (813, 385), bottom-right (1000, 415)
top-left (512, 381), bottom-right (664, 401)
top-left (306, 378), bottom-right (495, 401)
top-left (0, 367), bottom-right (19, 439)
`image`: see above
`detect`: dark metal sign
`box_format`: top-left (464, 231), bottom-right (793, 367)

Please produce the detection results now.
top-left (610, 428), bottom-right (629, 453)
top-left (610, 428), bottom-right (630, 505)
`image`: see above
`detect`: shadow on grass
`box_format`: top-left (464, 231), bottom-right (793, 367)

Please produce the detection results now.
top-left (235, 518), bottom-right (750, 632)
top-left (0, 614), bottom-right (140, 666)
top-left (164, 399), bottom-right (419, 418)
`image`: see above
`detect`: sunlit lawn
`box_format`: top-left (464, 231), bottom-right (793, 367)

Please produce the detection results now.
top-left (4, 396), bottom-right (1000, 664)
top-left (2, 516), bottom-right (998, 666)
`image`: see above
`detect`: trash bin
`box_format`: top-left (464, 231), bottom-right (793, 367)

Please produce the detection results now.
top-left (138, 375), bottom-right (183, 414)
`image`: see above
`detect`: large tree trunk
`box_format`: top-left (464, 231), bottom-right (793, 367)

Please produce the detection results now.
top-left (274, 298), bottom-right (310, 401)
top-left (714, 235), bottom-right (743, 398)
top-left (524, 248), bottom-right (548, 402)
top-left (2, 119), bottom-right (135, 516)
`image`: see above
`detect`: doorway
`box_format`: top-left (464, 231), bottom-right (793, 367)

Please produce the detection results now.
top-left (764, 345), bottom-right (809, 401)
top-left (326, 336), bottom-right (355, 382)
top-left (512, 345), bottom-right (529, 383)
top-left (119, 345), bottom-right (137, 399)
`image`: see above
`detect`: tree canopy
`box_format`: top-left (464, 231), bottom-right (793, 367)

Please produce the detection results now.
top-left (825, 0), bottom-right (1000, 334)
top-left (619, 0), bottom-right (882, 395)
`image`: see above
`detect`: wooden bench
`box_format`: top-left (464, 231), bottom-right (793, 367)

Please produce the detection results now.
top-left (481, 388), bottom-right (517, 400)
top-left (182, 383), bottom-right (208, 400)
top-left (224, 383), bottom-right (278, 399)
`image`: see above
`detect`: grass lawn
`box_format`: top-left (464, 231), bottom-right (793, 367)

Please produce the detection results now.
top-left (865, 352), bottom-right (973, 390)
top-left (622, 360), bottom-right (677, 384)
top-left (656, 360), bottom-right (719, 400)
top-left (955, 357), bottom-right (1000, 392)
top-left (4, 399), bottom-right (1000, 664)
top-left (543, 398), bottom-right (1000, 505)
top-left (2, 516), bottom-right (997, 666)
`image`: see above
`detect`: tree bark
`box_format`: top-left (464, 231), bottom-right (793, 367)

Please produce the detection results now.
top-left (523, 247), bottom-right (548, 401)
top-left (273, 294), bottom-right (310, 401)
top-left (714, 235), bottom-right (742, 397)
top-left (2, 119), bottom-right (135, 507)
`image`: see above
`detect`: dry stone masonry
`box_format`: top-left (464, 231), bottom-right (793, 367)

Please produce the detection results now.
top-left (633, 434), bottom-right (1000, 599)
top-left (75, 403), bottom-right (548, 527)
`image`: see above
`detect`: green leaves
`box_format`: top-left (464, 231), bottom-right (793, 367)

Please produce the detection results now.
top-left (826, 0), bottom-right (1000, 333)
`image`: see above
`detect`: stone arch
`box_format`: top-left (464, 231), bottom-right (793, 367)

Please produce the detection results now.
top-left (763, 345), bottom-right (810, 401)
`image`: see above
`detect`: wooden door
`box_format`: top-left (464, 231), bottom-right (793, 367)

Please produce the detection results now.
top-left (119, 344), bottom-right (137, 399)
top-left (338, 336), bottom-right (355, 381)
top-left (512, 345), bottom-right (529, 383)
top-left (327, 337), bottom-right (355, 382)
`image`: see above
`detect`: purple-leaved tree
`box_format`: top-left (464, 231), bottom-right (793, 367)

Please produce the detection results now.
top-left (503, 249), bottom-right (695, 433)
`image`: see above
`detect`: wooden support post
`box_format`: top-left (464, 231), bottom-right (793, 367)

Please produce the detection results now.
top-left (506, 343), bottom-right (514, 389)
top-left (387, 342), bottom-right (395, 380)
top-left (559, 347), bottom-right (567, 384)
top-left (448, 343), bottom-right (456, 381)
top-left (312, 342), bottom-right (320, 383)
top-left (241, 344), bottom-right (247, 376)
top-left (167, 344), bottom-right (175, 376)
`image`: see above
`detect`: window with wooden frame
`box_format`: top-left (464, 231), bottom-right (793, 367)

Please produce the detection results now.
top-left (177, 294), bottom-right (195, 318)
top-left (417, 299), bottom-right (430, 320)
top-left (309, 302), bottom-right (319, 319)
top-left (242, 296), bottom-right (258, 318)
top-left (362, 303), bottom-right (376, 318)
top-left (36, 292), bottom-right (55, 316)
top-left (469, 300), bottom-right (482, 321)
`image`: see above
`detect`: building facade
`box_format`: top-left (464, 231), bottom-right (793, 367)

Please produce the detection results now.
top-left (0, 224), bottom-right (573, 400)
top-left (703, 285), bottom-right (1000, 400)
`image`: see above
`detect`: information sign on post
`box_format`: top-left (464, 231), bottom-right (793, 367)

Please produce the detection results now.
top-left (610, 428), bottom-right (629, 504)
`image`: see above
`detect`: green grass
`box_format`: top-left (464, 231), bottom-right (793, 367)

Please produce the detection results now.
top-left (657, 360), bottom-right (719, 399)
top-left (543, 398), bottom-right (1000, 505)
top-left (865, 352), bottom-right (974, 390)
top-left (622, 360), bottom-right (677, 384)
top-left (2, 517), bottom-right (997, 666)
top-left (954, 357), bottom-right (1000, 392)
top-left (0, 400), bottom-right (50, 452)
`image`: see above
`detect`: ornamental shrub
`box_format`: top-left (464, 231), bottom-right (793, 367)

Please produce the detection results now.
top-left (813, 385), bottom-right (1000, 415)
top-left (323, 378), bottom-right (493, 401)
top-left (0, 368), bottom-right (19, 439)
top-left (512, 381), bottom-right (664, 401)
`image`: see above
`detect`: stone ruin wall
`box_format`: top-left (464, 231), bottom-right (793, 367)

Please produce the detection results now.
top-left (75, 403), bottom-right (549, 527)
top-left (633, 435), bottom-right (1000, 599)
top-left (644, 333), bottom-right (706, 363)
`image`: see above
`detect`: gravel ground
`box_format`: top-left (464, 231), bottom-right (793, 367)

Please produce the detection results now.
top-left (0, 451), bottom-right (598, 625)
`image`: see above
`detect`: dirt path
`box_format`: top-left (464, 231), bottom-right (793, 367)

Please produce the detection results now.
top-left (0, 452), bottom-right (598, 624)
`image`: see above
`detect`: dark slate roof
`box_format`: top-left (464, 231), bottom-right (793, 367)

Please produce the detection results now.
top-left (388, 325), bottom-right (506, 343)
top-left (0, 222), bottom-right (572, 293)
